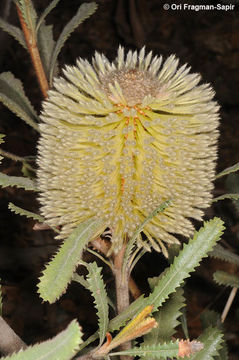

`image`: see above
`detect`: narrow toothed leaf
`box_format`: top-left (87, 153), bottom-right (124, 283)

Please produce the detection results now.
top-left (213, 193), bottom-right (239, 202)
top-left (145, 218), bottom-right (224, 310)
top-left (37, 23), bottom-right (56, 80)
top-left (36, 0), bottom-right (61, 33)
top-left (189, 327), bottom-right (223, 360)
top-left (8, 202), bottom-right (44, 222)
top-left (0, 173), bottom-right (38, 191)
top-left (143, 287), bottom-right (185, 346)
top-left (38, 218), bottom-right (105, 303)
top-left (0, 18), bottom-right (27, 49)
top-left (109, 341), bottom-right (179, 359)
top-left (49, 2), bottom-right (98, 84)
top-left (109, 218), bottom-right (224, 334)
top-left (216, 162), bottom-right (239, 179)
top-left (0, 72), bottom-right (39, 130)
top-left (209, 244), bottom-right (239, 266)
top-left (0, 319), bottom-right (82, 360)
top-left (86, 262), bottom-right (109, 345)
top-left (213, 270), bottom-right (239, 288)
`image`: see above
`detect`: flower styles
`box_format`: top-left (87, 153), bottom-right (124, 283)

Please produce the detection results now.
top-left (37, 47), bottom-right (219, 254)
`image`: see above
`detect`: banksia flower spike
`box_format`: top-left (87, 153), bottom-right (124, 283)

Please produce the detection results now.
top-left (37, 47), bottom-right (219, 254)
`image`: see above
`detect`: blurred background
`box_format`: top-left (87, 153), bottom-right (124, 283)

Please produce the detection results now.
top-left (0, 0), bottom-right (238, 358)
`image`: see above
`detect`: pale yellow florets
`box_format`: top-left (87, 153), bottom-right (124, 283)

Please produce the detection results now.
top-left (37, 47), bottom-right (219, 254)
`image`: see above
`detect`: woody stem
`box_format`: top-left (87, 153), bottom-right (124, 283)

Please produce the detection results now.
top-left (16, 3), bottom-right (49, 98)
top-left (113, 244), bottom-right (132, 360)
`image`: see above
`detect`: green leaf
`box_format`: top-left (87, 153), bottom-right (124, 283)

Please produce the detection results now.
top-left (0, 18), bottom-right (27, 49)
top-left (38, 217), bottom-right (105, 303)
top-left (143, 287), bottom-right (185, 349)
top-left (216, 162), bottom-right (239, 179)
top-left (145, 218), bottom-right (224, 310)
top-left (109, 341), bottom-right (179, 359)
top-left (111, 218), bottom-right (224, 334)
top-left (36, 0), bottom-right (61, 33)
top-left (49, 2), bottom-right (98, 85)
top-left (86, 262), bottom-right (109, 346)
top-left (213, 193), bottom-right (239, 202)
top-left (15, 0), bottom-right (37, 33)
top-left (0, 72), bottom-right (39, 131)
top-left (123, 200), bottom-right (172, 276)
top-left (8, 202), bottom-right (44, 222)
top-left (37, 23), bottom-right (56, 80)
top-left (189, 327), bottom-right (223, 360)
top-left (213, 270), bottom-right (239, 288)
top-left (209, 244), bottom-right (239, 266)
top-left (200, 311), bottom-right (228, 360)
top-left (1, 319), bottom-right (82, 360)
top-left (0, 173), bottom-right (38, 191)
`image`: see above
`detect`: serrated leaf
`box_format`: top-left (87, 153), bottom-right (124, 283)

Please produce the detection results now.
top-left (209, 244), bottom-right (239, 266)
top-left (15, 0), bottom-right (37, 33)
top-left (0, 173), bottom-right (38, 191)
top-left (0, 18), bottom-right (27, 49)
top-left (143, 287), bottom-right (185, 350)
top-left (49, 2), bottom-right (98, 85)
top-left (200, 311), bottom-right (228, 360)
top-left (109, 341), bottom-right (179, 359)
top-left (8, 202), bottom-right (44, 222)
top-left (1, 319), bottom-right (82, 360)
top-left (213, 193), bottom-right (239, 202)
top-left (216, 162), bottom-right (239, 179)
top-left (111, 218), bottom-right (224, 333)
top-left (145, 218), bottom-right (224, 310)
top-left (38, 217), bottom-right (105, 303)
top-left (86, 262), bottom-right (109, 346)
top-left (80, 219), bottom-right (224, 352)
top-left (36, 0), bottom-right (61, 33)
top-left (213, 270), bottom-right (239, 288)
top-left (189, 327), bottom-right (223, 360)
top-left (0, 72), bottom-right (39, 131)
top-left (37, 22), bottom-right (57, 80)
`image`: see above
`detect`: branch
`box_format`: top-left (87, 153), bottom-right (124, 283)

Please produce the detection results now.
top-left (16, 3), bottom-right (49, 98)
top-left (0, 316), bottom-right (27, 355)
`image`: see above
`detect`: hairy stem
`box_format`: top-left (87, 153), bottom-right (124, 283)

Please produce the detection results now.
top-left (113, 244), bottom-right (132, 360)
top-left (16, 4), bottom-right (49, 98)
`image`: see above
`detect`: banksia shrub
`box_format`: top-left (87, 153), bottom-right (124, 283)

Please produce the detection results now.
top-left (37, 47), bottom-right (219, 253)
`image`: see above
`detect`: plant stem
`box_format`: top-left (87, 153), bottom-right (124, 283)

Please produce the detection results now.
top-left (16, 4), bottom-right (49, 98)
top-left (221, 286), bottom-right (238, 323)
top-left (113, 244), bottom-right (132, 360)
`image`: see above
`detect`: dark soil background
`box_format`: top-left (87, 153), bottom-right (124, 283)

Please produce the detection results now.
top-left (0, 0), bottom-right (239, 358)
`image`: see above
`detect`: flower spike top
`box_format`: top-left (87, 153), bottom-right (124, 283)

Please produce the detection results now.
top-left (37, 47), bottom-right (219, 254)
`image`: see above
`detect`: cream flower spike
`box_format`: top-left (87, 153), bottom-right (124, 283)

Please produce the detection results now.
top-left (37, 46), bottom-right (220, 254)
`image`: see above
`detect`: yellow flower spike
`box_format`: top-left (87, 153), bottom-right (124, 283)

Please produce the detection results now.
top-left (37, 47), bottom-right (219, 253)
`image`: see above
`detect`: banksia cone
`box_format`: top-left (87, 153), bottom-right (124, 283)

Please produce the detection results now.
top-left (37, 47), bottom-right (219, 254)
